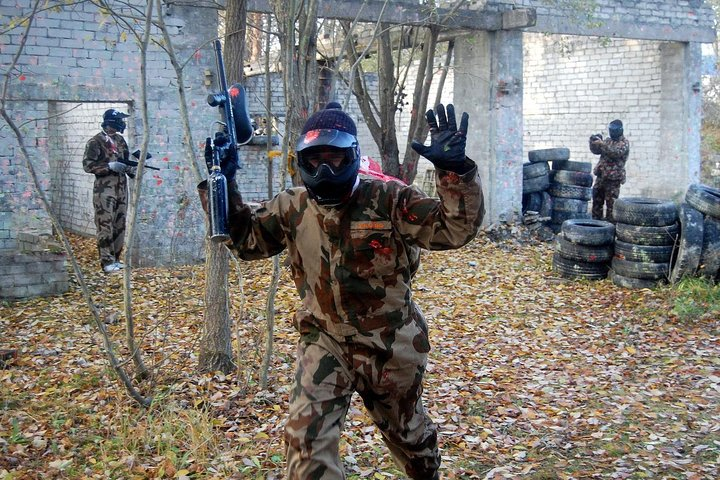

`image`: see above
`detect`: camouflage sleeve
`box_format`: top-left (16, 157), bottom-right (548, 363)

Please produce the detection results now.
top-left (226, 187), bottom-right (288, 261)
top-left (83, 137), bottom-right (111, 176)
top-left (392, 161), bottom-right (484, 250)
top-left (600, 138), bottom-right (629, 160)
top-left (118, 136), bottom-right (130, 162)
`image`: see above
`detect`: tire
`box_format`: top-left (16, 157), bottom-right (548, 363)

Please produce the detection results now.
top-left (698, 214), bottom-right (720, 281)
top-left (613, 197), bottom-right (678, 227)
top-left (615, 222), bottom-right (679, 246)
top-left (552, 197), bottom-right (589, 213)
top-left (549, 182), bottom-right (592, 200)
top-left (528, 148), bottom-right (570, 163)
top-left (561, 219), bottom-right (615, 246)
top-left (522, 192), bottom-right (543, 213)
top-left (523, 162), bottom-right (550, 179)
top-left (549, 222), bottom-right (563, 234)
top-left (550, 169), bottom-right (594, 187)
top-left (613, 239), bottom-right (674, 263)
top-left (685, 183), bottom-right (720, 218)
top-left (669, 203), bottom-right (704, 284)
top-left (611, 257), bottom-right (670, 281)
top-left (609, 269), bottom-right (667, 289)
top-left (555, 235), bottom-right (613, 263)
top-left (523, 174), bottom-right (550, 194)
top-left (539, 191), bottom-right (553, 218)
top-left (551, 160), bottom-right (592, 173)
top-left (551, 209), bottom-right (590, 224)
top-left (552, 253), bottom-right (609, 280)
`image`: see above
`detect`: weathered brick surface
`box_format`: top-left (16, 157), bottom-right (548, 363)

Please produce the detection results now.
top-left (523, 33), bottom-right (703, 201)
top-left (0, 251), bottom-right (68, 299)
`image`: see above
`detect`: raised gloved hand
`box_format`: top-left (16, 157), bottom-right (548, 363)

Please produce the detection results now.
top-left (108, 161), bottom-right (129, 174)
top-left (204, 132), bottom-right (238, 183)
top-left (411, 104), bottom-right (470, 174)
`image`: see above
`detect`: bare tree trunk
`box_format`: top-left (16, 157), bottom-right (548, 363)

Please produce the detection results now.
top-left (274, 0), bottom-right (319, 186)
top-left (260, 14), bottom-right (277, 389)
top-left (400, 26), bottom-right (438, 183)
top-left (199, 239), bottom-right (235, 373)
top-left (122, 0), bottom-right (154, 382)
top-left (226, 0), bottom-right (247, 83)
top-left (247, 12), bottom-right (264, 63)
top-left (195, 0), bottom-right (249, 375)
top-left (377, 27), bottom-right (401, 176)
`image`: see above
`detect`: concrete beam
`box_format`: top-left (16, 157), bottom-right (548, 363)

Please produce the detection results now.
top-left (529, 15), bottom-right (716, 43)
top-left (245, 0), bottom-right (536, 31)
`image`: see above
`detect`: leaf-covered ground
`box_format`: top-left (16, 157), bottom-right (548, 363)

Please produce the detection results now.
top-left (1, 231), bottom-right (719, 479)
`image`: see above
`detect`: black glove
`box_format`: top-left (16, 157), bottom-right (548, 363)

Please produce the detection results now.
top-left (411, 104), bottom-right (470, 174)
top-left (204, 132), bottom-right (238, 182)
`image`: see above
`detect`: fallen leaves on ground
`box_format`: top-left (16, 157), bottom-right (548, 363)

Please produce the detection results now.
top-left (1, 232), bottom-right (719, 479)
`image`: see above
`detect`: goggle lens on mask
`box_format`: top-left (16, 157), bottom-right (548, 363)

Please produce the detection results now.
top-left (299, 148), bottom-right (351, 175)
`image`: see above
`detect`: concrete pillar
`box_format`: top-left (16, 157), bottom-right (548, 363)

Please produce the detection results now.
top-left (657, 42), bottom-right (702, 200)
top-left (454, 30), bottom-right (524, 224)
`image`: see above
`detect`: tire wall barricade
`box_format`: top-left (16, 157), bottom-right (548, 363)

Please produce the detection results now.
top-left (523, 149), bottom-right (719, 287)
top-left (610, 197), bottom-right (678, 289)
top-left (522, 148), bottom-right (591, 233)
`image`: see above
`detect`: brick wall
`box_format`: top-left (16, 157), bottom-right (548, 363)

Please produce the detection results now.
top-left (0, 232), bottom-right (68, 299)
top-left (0, 2), bottom-right (218, 268)
top-left (523, 34), bottom-right (663, 198)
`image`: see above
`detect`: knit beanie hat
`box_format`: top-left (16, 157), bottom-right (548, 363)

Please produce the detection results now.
top-left (301, 102), bottom-right (357, 136)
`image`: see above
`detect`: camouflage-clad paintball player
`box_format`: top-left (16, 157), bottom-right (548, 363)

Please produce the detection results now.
top-left (589, 119), bottom-right (630, 222)
top-left (83, 108), bottom-right (135, 273)
top-left (198, 102), bottom-right (484, 479)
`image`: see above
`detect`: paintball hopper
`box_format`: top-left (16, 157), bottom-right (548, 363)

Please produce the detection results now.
top-left (207, 83), bottom-right (254, 146)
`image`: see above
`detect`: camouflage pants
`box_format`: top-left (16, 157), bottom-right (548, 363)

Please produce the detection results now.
top-left (93, 175), bottom-right (127, 268)
top-left (286, 312), bottom-right (440, 480)
top-left (592, 177), bottom-right (621, 222)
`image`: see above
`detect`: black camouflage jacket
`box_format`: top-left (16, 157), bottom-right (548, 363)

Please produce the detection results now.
top-left (590, 136), bottom-right (630, 184)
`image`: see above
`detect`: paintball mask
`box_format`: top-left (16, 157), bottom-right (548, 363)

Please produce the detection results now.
top-left (608, 119), bottom-right (623, 140)
top-left (296, 103), bottom-right (360, 205)
top-left (102, 108), bottom-right (129, 133)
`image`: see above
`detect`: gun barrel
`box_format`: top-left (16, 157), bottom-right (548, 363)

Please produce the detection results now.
top-left (120, 158), bottom-right (160, 171)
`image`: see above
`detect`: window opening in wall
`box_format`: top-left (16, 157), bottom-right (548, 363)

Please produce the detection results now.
top-left (48, 101), bottom-right (132, 237)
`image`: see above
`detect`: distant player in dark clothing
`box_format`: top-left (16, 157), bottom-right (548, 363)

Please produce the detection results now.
top-left (590, 119), bottom-right (630, 221)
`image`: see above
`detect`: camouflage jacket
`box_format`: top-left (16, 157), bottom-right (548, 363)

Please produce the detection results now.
top-left (589, 136), bottom-right (630, 183)
top-left (83, 131), bottom-right (130, 182)
top-left (225, 166), bottom-right (484, 337)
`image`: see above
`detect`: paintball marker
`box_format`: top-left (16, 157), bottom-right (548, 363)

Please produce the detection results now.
top-left (119, 150), bottom-right (160, 171)
top-left (205, 38), bottom-right (253, 242)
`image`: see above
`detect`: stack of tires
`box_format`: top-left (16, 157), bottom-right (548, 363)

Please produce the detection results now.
top-left (548, 159), bottom-right (593, 233)
top-left (552, 219), bottom-right (615, 280)
top-left (609, 197), bottom-right (678, 289)
top-left (522, 148), bottom-right (560, 219)
top-left (670, 184), bottom-right (720, 283)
